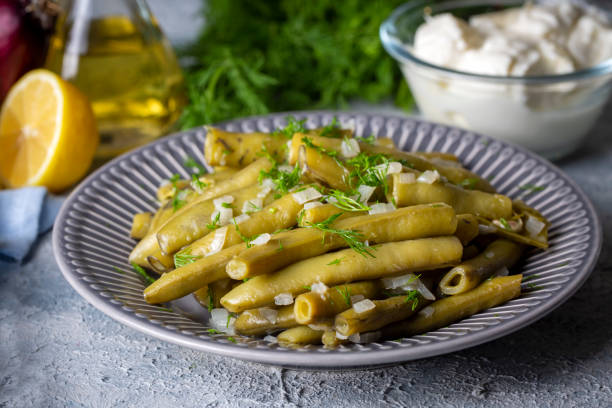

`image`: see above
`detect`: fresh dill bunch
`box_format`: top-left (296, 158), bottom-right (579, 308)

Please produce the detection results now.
top-left (179, 0), bottom-right (413, 127)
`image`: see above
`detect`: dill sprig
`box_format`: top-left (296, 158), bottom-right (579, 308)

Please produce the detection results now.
top-left (328, 190), bottom-right (370, 212)
top-left (184, 157), bottom-right (207, 176)
top-left (273, 116), bottom-right (307, 139)
top-left (403, 290), bottom-right (420, 311)
top-left (306, 213), bottom-right (375, 258)
top-left (131, 262), bottom-right (156, 284)
top-left (206, 212), bottom-right (221, 230)
top-left (259, 163), bottom-right (301, 195)
top-left (327, 257), bottom-right (344, 266)
top-left (519, 184), bottom-right (546, 193)
top-left (320, 117), bottom-right (343, 138)
top-left (169, 174), bottom-right (187, 212)
top-left (335, 286), bottom-right (352, 306)
top-left (346, 152), bottom-right (393, 196)
top-left (173, 248), bottom-right (202, 268)
top-left (233, 218), bottom-right (259, 248)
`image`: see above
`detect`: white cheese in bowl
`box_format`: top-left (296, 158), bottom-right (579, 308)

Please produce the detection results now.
top-left (404, 2), bottom-right (612, 158)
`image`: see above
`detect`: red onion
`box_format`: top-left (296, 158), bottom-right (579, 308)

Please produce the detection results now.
top-left (0, 0), bottom-right (57, 102)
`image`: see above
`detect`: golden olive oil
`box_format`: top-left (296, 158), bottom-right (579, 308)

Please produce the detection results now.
top-left (46, 16), bottom-right (186, 159)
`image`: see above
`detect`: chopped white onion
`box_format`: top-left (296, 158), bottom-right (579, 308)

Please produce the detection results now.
top-left (485, 251), bottom-right (495, 259)
top-left (257, 186), bottom-right (273, 199)
top-left (212, 207), bottom-right (233, 226)
top-left (304, 201), bottom-right (323, 210)
top-left (349, 331), bottom-right (381, 344)
top-left (350, 294), bottom-right (364, 304)
top-left (207, 226), bottom-right (228, 255)
top-left (478, 224), bottom-right (497, 234)
top-left (263, 335), bottom-right (278, 343)
top-left (213, 195), bottom-right (234, 209)
top-left (364, 240), bottom-right (369, 246)
top-left (419, 306), bottom-right (434, 318)
top-left (292, 187), bottom-right (323, 204)
top-left (335, 331), bottom-right (348, 340)
top-left (493, 218), bottom-right (523, 233)
top-left (382, 273), bottom-right (420, 290)
top-left (232, 214), bottom-right (250, 225)
top-left (356, 185), bottom-right (376, 203)
top-left (274, 292), bottom-right (294, 306)
top-left (417, 170), bottom-right (441, 184)
top-left (311, 282), bottom-right (328, 294)
top-left (191, 178), bottom-right (205, 194)
top-left (397, 172), bottom-right (416, 184)
top-left (278, 164), bottom-right (294, 173)
top-left (386, 162), bottom-right (403, 174)
top-left (491, 266), bottom-right (509, 278)
top-left (210, 308), bottom-right (234, 334)
top-left (177, 190), bottom-right (190, 202)
top-left (401, 280), bottom-right (436, 301)
top-left (353, 299), bottom-right (376, 314)
top-left (259, 307), bottom-right (278, 324)
top-left (525, 215), bottom-right (546, 237)
top-left (368, 202), bottom-right (395, 215)
top-left (261, 178), bottom-right (276, 190)
top-left (251, 233), bottom-right (271, 246)
top-left (308, 322), bottom-right (332, 331)
top-left (341, 138), bottom-right (360, 158)
top-left (242, 197), bottom-right (264, 214)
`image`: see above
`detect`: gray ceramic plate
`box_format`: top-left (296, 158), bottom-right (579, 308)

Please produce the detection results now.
top-left (53, 111), bottom-right (602, 369)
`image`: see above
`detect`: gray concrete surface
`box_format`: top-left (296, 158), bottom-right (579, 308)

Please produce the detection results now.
top-left (2, 1), bottom-right (612, 406)
top-left (1, 111), bottom-right (611, 407)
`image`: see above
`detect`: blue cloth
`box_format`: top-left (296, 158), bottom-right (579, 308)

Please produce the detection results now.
top-left (0, 187), bottom-right (64, 263)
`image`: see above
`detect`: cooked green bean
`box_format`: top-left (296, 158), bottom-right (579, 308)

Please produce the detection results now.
top-left (322, 330), bottom-right (349, 348)
top-left (226, 204), bottom-right (458, 280)
top-left (297, 203), bottom-right (362, 226)
top-left (193, 279), bottom-right (235, 310)
top-left (277, 326), bottom-right (324, 345)
top-left (294, 281), bottom-right (383, 325)
top-left (390, 175), bottom-right (511, 219)
top-left (335, 294), bottom-right (432, 337)
top-left (156, 168), bottom-right (238, 201)
top-left (234, 305), bottom-right (297, 336)
top-left (298, 144), bottom-right (351, 190)
top-left (143, 243), bottom-right (246, 304)
top-left (156, 183), bottom-right (273, 255)
top-left (130, 212), bottom-right (152, 240)
top-left (289, 133), bottom-right (494, 192)
top-left (221, 236), bottom-right (463, 313)
top-left (380, 275), bottom-right (522, 339)
top-left (204, 127), bottom-right (289, 167)
top-left (455, 214), bottom-right (479, 245)
top-left (184, 191), bottom-right (306, 258)
top-left (439, 239), bottom-right (523, 296)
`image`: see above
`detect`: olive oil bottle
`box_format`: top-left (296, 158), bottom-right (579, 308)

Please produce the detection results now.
top-left (45, 0), bottom-right (186, 159)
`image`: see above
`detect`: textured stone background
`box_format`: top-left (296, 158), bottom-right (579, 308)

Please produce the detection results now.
top-left (2, 1), bottom-right (612, 407)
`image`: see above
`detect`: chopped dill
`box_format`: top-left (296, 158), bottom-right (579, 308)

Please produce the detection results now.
top-left (306, 213), bottom-right (375, 258)
top-left (499, 218), bottom-right (512, 230)
top-left (519, 184), bottom-right (545, 193)
top-left (184, 157), bottom-right (207, 176)
top-left (335, 286), bottom-right (351, 306)
top-left (207, 328), bottom-right (221, 335)
top-left (459, 178), bottom-right (478, 189)
top-left (273, 116), bottom-right (307, 139)
top-left (327, 190), bottom-right (370, 212)
top-left (131, 262), bottom-right (156, 284)
top-left (259, 163), bottom-right (301, 194)
top-left (173, 248), bottom-right (202, 268)
top-left (206, 212), bottom-right (221, 230)
top-left (403, 290), bottom-right (420, 311)
top-left (327, 257), bottom-right (344, 266)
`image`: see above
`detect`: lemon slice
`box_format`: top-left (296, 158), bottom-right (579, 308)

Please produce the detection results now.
top-left (0, 69), bottom-right (98, 192)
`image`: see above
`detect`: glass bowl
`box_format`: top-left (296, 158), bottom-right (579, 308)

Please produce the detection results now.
top-left (380, 0), bottom-right (612, 159)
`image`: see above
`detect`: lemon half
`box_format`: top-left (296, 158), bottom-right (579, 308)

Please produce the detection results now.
top-left (0, 69), bottom-right (98, 192)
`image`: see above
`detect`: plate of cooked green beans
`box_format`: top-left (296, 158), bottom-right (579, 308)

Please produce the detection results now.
top-left (53, 111), bottom-right (602, 368)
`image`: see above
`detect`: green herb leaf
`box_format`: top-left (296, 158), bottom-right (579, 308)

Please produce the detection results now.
top-left (273, 116), bottom-right (307, 139)
top-left (227, 336), bottom-right (237, 343)
top-left (131, 263), bottom-right (156, 284)
top-left (519, 184), bottom-right (545, 193)
top-left (459, 178), bottom-right (478, 189)
top-left (306, 213), bottom-right (375, 258)
top-left (335, 286), bottom-right (352, 306)
top-left (174, 248), bottom-right (202, 268)
top-left (327, 257), bottom-right (344, 266)
top-left (259, 163), bottom-right (301, 194)
top-left (499, 218), bottom-right (512, 230)
top-left (184, 157), bottom-right (207, 176)
top-left (328, 190), bottom-right (370, 212)
top-left (206, 212), bottom-right (221, 230)
top-left (207, 328), bottom-right (221, 335)
top-left (221, 202), bottom-right (233, 209)
top-left (403, 290), bottom-right (420, 311)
